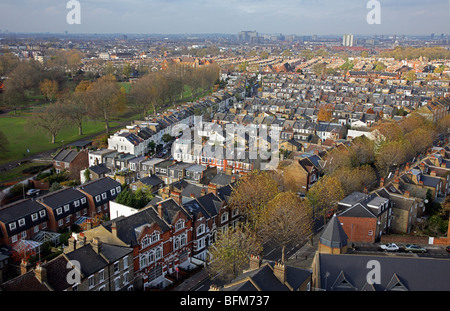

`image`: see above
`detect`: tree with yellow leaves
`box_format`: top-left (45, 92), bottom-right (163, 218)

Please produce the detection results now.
top-left (259, 191), bottom-right (313, 263)
top-left (307, 175), bottom-right (345, 225)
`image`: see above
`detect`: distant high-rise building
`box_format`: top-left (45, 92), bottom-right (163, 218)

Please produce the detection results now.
top-left (342, 34), bottom-right (354, 47)
top-left (238, 31), bottom-right (259, 43)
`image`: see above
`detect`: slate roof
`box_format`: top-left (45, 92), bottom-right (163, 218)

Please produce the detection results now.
top-left (320, 214), bottom-right (348, 248)
top-left (317, 253), bottom-right (450, 291)
top-left (222, 261), bottom-right (311, 291)
top-left (53, 149), bottom-right (78, 163)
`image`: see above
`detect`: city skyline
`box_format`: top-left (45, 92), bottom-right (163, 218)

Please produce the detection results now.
top-left (0, 0), bottom-right (449, 36)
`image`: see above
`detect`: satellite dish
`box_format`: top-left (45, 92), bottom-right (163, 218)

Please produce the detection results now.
top-left (424, 199), bottom-right (429, 203)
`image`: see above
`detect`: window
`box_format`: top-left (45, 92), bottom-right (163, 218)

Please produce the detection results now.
top-left (114, 277), bottom-right (120, 291)
top-left (34, 225), bottom-right (39, 233)
top-left (140, 254), bottom-right (148, 269)
top-left (88, 275), bottom-right (95, 288)
top-left (141, 235), bottom-right (150, 249)
top-left (21, 231), bottom-right (27, 239)
top-left (56, 207), bottom-right (62, 215)
top-left (74, 200), bottom-right (80, 207)
top-left (58, 219), bottom-right (63, 226)
top-left (151, 231), bottom-right (160, 243)
top-left (175, 219), bottom-right (185, 231)
top-left (81, 197), bottom-right (87, 204)
top-left (155, 247), bottom-right (162, 260)
top-left (64, 204), bottom-right (70, 212)
top-left (66, 216), bottom-right (71, 223)
top-left (181, 233), bottom-right (187, 246)
top-left (110, 188), bottom-right (116, 196)
top-left (197, 224), bottom-right (205, 236)
top-left (221, 212), bottom-right (229, 223)
top-left (123, 256), bottom-right (129, 269)
top-left (114, 261), bottom-right (120, 274)
top-left (116, 186), bottom-right (121, 193)
top-left (9, 222), bottom-right (16, 231)
top-left (18, 218), bottom-right (25, 227)
top-left (101, 192), bottom-right (107, 200)
top-left (99, 269), bottom-right (105, 283)
top-left (31, 213), bottom-right (38, 221)
top-left (95, 195), bottom-right (101, 202)
top-left (11, 235), bottom-right (18, 243)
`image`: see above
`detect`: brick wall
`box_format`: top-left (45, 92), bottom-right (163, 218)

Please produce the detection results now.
top-left (338, 216), bottom-right (378, 243)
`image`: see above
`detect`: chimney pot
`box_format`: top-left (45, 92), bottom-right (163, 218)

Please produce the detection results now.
top-left (273, 261), bottom-right (286, 284)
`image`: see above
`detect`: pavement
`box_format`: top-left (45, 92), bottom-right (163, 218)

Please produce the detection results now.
top-left (286, 231), bottom-right (322, 271)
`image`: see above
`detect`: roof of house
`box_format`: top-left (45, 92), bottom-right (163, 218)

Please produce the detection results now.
top-left (317, 253), bottom-right (450, 291)
top-left (320, 214), bottom-right (348, 249)
top-left (53, 149), bottom-right (78, 163)
top-left (221, 261), bottom-right (311, 291)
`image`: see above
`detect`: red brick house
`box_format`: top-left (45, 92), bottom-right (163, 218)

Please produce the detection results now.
top-left (85, 197), bottom-right (194, 290)
top-left (53, 149), bottom-right (89, 180)
top-left (337, 191), bottom-right (392, 243)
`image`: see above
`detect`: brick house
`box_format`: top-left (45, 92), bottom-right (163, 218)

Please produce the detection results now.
top-left (53, 149), bottom-right (89, 180)
top-left (0, 199), bottom-right (49, 248)
top-left (83, 197), bottom-right (193, 290)
top-left (337, 191), bottom-right (392, 243)
top-left (37, 187), bottom-right (89, 232)
top-left (0, 237), bottom-right (134, 291)
top-left (77, 177), bottom-right (122, 220)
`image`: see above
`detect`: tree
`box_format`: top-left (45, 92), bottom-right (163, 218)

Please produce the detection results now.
top-left (39, 79), bottom-right (59, 101)
top-left (332, 165), bottom-right (377, 196)
top-left (317, 104), bottom-right (333, 122)
top-left (28, 103), bottom-right (66, 143)
top-left (259, 191), bottom-right (313, 263)
top-left (86, 75), bottom-right (123, 134)
top-left (229, 170), bottom-right (279, 232)
top-left (375, 140), bottom-right (407, 175)
top-left (260, 51), bottom-right (269, 59)
top-left (404, 127), bottom-right (434, 157)
top-left (307, 175), bottom-right (345, 224)
top-left (402, 70), bottom-right (417, 82)
top-left (351, 136), bottom-right (375, 166)
top-left (207, 225), bottom-right (262, 282)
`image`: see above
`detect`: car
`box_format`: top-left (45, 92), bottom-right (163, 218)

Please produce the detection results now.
top-left (446, 246), bottom-right (450, 253)
top-left (26, 189), bottom-right (40, 196)
top-left (379, 243), bottom-right (399, 252)
top-left (405, 244), bottom-right (427, 253)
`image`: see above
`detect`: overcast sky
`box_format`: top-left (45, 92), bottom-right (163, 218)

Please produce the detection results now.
top-left (0, 0), bottom-right (449, 35)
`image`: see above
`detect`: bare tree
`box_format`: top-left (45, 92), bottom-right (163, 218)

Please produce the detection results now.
top-left (28, 103), bottom-right (66, 144)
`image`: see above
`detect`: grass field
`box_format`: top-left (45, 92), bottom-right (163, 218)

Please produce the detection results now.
top-left (0, 112), bottom-right (122, 165)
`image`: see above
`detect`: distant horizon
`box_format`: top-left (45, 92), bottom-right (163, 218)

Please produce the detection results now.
top-left (1, 0), bottom-right (449, 36)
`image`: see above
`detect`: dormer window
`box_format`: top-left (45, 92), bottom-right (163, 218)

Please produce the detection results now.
top-left (175, 219), bottom-right (185, 231)
top-left (18, 218), bottom-right (25, 227)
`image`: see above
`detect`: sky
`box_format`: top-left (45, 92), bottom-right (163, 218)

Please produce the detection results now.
top-left (0, 0), bottom-right (449, 36)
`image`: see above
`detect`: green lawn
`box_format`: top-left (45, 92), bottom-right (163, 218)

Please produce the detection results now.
top-left (0, 113), bottom-right (120, 165)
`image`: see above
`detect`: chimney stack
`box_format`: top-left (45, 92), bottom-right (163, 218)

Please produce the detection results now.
top-left (111, 221), bottom-right (118, 238)
top-left (20, 259), bottom-right (31, 275)
top-left (207, 184), bottom-right (218, 196)
top-left (273, 261), bottom-right (286, 284)
top-left (92, 237), bottom-right (102, 254)
top-left (67, 236), bottom-right (77, 253)
top-left (77, 233), bottom-right (86, 248)
top-left (249, 254), bottom-right (262, 271)
top-left (380, 178), bottom-right (385, 187)
top-left (158, 203), bottom-right (164, 219)
top-left (34, 263), bottom-right (47, 284)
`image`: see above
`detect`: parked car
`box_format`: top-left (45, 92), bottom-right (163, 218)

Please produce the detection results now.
top-left (380, 243), bottom-right (399, 252)
top-left (26, 189), bottom-right (40, 196)
top-left (446, 246), bottom-right (450, 253)
top-left (405, 244), bottom-right (427, 253)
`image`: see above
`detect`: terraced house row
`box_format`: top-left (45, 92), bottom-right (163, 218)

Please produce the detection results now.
top-left (0, 174), bottom-right (239, 291)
